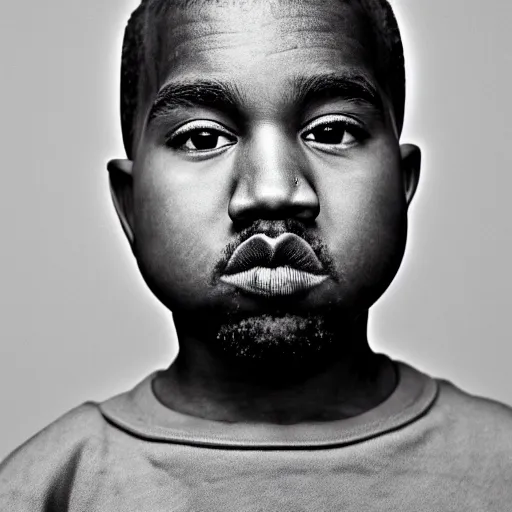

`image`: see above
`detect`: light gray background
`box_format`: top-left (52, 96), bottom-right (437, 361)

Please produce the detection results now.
top-left (0, 0), bottom-right (510, 459)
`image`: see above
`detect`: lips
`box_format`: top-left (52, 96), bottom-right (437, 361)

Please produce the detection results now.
top-left (220, 233), bottom-right (328, 296)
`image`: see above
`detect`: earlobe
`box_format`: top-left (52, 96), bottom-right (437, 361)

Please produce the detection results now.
top-left (107, 159), bottom-right (135, 245)
top-left (399, 144), bottom-right (421, 207)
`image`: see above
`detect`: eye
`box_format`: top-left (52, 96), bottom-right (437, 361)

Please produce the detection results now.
top-left (300, 114), bottom-right (366, 151)
top-left (166, 120), bottom-right (237, 153)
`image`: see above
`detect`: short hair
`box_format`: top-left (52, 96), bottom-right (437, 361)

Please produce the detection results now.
top-left (120, 0), bottom-right (405, 159)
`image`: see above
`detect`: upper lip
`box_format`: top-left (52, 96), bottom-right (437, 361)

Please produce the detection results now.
top-left (223, 233), bottom-right (325, 275)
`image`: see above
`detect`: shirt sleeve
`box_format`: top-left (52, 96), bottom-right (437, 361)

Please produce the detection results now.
top-left (0, 403), bottom-right (103, 511)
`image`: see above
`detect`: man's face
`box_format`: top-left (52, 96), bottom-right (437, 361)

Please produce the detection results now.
top-left (126, 0), bottom-right (416, 342)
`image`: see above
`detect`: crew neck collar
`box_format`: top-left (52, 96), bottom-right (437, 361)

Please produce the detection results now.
top-left (100, 360), bottom-right (438, 449)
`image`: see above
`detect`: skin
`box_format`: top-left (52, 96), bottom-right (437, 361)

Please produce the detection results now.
top-left (108, 0), bottom-right (421, 424)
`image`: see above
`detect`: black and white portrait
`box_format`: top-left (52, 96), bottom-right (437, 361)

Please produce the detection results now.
top-left (1, 0), bottom-right (511, 509)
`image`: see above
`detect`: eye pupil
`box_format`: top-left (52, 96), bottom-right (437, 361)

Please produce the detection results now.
top-left (191, 131), bottom-right (219, 150)
top-left (313, 124), bottom-right (345, 144)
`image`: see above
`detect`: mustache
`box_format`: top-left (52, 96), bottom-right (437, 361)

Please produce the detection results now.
top-left (212, 220), bottom-right (339, 283)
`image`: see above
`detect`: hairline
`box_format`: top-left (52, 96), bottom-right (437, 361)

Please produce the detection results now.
top-left (121, 0), bottom-right (405, 159)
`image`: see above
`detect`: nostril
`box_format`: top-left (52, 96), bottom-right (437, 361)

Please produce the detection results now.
top-left (229, 188), bottom-right (320, 222)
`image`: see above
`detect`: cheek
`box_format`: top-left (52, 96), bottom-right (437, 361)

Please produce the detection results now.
top-left (131, 150), bottom-right (231, 306)
top-left (317, 147), bottom-right (407, 297)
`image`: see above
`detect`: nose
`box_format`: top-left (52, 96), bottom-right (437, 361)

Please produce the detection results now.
top-left (228, 124), bottom-right (320, 222)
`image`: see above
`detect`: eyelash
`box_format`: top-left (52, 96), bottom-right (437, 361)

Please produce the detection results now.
top-left (165, 115), bottom-right (367, 155)
top-left (299, 114), bottom-right (367, 150)
top-left (165, 121), bottom-right (236, 154)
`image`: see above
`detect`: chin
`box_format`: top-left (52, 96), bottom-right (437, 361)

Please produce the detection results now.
top-left (214, 310), bottom-right (354, 367)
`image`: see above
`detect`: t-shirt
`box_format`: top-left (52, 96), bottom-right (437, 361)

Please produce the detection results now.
top-left (1, 361), bottom-right (512, 511)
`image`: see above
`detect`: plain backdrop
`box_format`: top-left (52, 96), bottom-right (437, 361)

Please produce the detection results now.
top-left (0, 0), bottom-right (511, 459)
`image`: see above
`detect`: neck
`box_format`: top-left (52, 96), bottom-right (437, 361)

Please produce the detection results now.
top-left (154, 311), bottom-right (397, 424)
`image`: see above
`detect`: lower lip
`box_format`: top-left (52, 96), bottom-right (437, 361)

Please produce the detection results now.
top-left (220, 266), bottom-right (328, 297)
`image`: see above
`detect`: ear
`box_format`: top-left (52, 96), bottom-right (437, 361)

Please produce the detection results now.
top-left (399, 144), bottom-right (421, 207)
top-left (107, 159), bottom-right (135, 245)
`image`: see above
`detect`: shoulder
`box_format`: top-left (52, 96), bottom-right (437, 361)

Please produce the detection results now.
top-left (0, 402), bottom-right (108, 508)
top-left (428, 378), bottom-right (512, 455)
top-left (1, 402), bottom-right (107, 466)
top-left (435, 378), bottom-right (512, 426)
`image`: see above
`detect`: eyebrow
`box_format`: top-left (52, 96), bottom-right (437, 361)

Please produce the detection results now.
top-left (146, 71), bottom-right (382, 126)
top-left (291, 72), bottom-right (382, 113)
top-left (147, 79), bottom-right (242, 125)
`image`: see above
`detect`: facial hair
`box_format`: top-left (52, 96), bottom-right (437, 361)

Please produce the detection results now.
top-left (211, 219), bottom-right (340, 286)
top-left (209, 307), bottom-right (372, 380)
top-left (205, 219), bottom-right (348, 366)
top-left (215, 312), bottom-right (335, 360)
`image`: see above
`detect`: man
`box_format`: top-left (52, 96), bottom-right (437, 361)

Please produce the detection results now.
top-left (1, 0), bottom-right (511, 509)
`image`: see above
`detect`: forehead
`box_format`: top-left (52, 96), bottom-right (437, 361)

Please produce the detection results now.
top-left (144, 0), bottom-right (380, 108)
